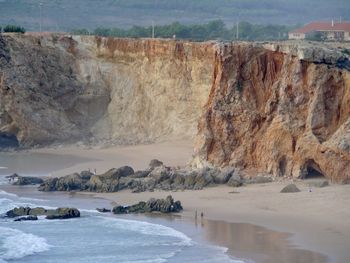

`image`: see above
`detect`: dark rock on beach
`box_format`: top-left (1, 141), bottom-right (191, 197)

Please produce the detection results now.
top-left (37, 160), bottom-right (274, 194)
top-left (112, 195), bottom-right (183, 214)
top-left (5, 173), bottom-right (44, 185)
top-left (96, 208), bottom-right (111, 213)
top-left (280, 184), bottom-right (301, 193)
top-left (86, 166), bottom-right (135, 192)
top-left (14, 215), bottom-right (38, 222)
top-left (46, 208), bottom-right (80, 220)
top-left (6, 207), bottom-right (80, 220)
top-left (14, 176), bottom-right (44, 185)
top-left (38, 170), bottom-right (95, 192)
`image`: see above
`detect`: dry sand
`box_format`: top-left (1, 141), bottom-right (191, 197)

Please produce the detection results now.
top-left (25, 140), bottom-right (350, 262)
top-left (33, 140), bottom-right (194, 177)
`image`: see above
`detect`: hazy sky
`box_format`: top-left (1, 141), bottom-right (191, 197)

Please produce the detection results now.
top-left (0, 0), bottom-right (349, 31)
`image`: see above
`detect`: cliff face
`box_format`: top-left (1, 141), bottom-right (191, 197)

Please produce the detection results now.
top-left (0, 34), bottom-right (214, 145)
top-left (1, 34), bottom-right (350, 182)
top-left (193, 42), bottom-right (350, 183)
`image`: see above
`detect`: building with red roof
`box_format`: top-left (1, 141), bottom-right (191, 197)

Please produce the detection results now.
top-left (289, 21), bottom-right (350, 41)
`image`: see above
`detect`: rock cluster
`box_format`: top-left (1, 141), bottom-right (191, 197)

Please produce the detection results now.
top-left (38, 160), bottom-right (245, 193)
top-left (6, 207), bottom-right (80, 220)
top-left (112, 195), bottom-right (183, 214)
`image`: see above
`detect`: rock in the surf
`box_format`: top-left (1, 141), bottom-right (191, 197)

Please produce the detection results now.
top-left (112, 195), bottom-right (183, 214)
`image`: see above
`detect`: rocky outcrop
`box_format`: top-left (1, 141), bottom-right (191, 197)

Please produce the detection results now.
top-left (86, 166), bottom-right (134, 192)
top-left (6, 207), bottom-right (80, 220)
top-left (38, 170), bottom-right (93, 191)
top-left (112, 195), bottom-right (183, 214)
top-left (38, 161), bottom-right (243, 193)
top-left (193, 42), bottom-right (350, 183)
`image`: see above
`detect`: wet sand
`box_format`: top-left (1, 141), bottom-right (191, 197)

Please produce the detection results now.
top-left (1, 140), bottom-right (350, 262)
top-left (91, 183), bottom-right (350, 263)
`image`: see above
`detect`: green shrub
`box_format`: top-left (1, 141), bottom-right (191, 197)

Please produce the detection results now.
top-left (3, 25), bottom-right (26, 34)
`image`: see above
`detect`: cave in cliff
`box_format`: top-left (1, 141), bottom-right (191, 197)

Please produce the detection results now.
top-left (0, 133), bottom-right (19, 149)
top-left (302, 160), bottom-right (325, 179)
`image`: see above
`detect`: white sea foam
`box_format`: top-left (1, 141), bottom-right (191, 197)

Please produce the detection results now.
top-left (0, 226), bottom-right (50, 261)
top-left (80, 208), bottom-right (101, 214)
top-left (0, 197), bottom-right (38, 214)
top-left (0, 167), bottom-right (8, 169)
top-left (99, 217), bottom-right (193, 246)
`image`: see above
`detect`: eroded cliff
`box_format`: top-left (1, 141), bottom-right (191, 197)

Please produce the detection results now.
top-left (1, 34), bottom-right (350, 182)
top-left (0, 34), bottom-right (214, 145)
top-left (193, 42), bottom-right (350, 183)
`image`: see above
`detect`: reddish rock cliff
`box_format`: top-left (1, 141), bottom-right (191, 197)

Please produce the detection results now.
top-left (193, 42), bottom-right (350, 183)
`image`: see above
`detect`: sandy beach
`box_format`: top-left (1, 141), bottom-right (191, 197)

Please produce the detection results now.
top-left (2, 140), bottom-right (350, 262)
top-left (32, 139), bottom-right (194, 177)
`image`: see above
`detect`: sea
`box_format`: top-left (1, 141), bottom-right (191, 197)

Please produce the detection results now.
top-left (0, 153), bottom-right (247, 263)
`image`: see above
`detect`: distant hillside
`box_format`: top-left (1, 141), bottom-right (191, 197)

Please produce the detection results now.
top-left (0, 0), bottom-right (349, 31)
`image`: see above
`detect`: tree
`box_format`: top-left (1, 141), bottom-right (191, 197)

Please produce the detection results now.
top-left (306, 31), bottom-right (324, 41)
top-left (3, 25), bottom-right (26, 33)
top-left (72, 28), bottom-right (90, 35)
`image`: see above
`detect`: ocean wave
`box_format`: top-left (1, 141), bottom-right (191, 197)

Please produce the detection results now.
top-left (0, 226), bottom-right (50, 261)
top-left (99, 217), bottom-right (193, 246)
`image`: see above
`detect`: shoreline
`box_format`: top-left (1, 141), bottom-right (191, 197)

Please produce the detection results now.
top-left (0, 184), bottom-right (328, 263)
top-left (1, 142), bottom-right (350, 262)
top-left (87, 183), bottom-right (350, 263)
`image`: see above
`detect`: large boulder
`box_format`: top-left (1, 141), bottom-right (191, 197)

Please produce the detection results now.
top-left (227, 172), bottom-right (242, 187)
top-left (46, 208), bottom-right (80, 220)
top-left (149, 159), bottom-right (164, 170)
top-left (86, 174), bottom-right (119, 192)
top-left (148, 166), bottom-right (170, 183)
top-left (38, 172), bottom-right (89, 192)
top-left (280, 184), bottom-right (301, 193)
top-left (146, 195), bottom-right (183, 213)
top-left (38, 177), bottom-right (59, 191)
